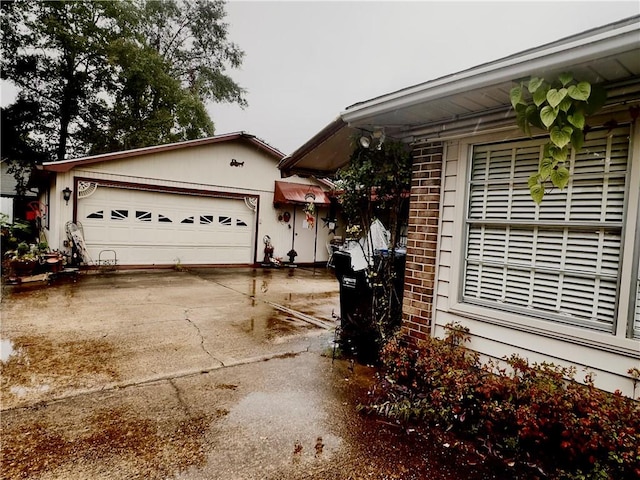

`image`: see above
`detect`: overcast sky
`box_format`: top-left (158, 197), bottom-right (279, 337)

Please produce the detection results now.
top-left (210, 1), bottom-right (639, 155)
top-left (1, 1), bottom-right (638, 157)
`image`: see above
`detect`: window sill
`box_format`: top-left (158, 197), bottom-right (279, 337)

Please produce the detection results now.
top-left (447, 302), bottom-right (640, 358)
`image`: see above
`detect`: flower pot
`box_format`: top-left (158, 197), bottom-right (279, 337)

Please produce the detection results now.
top-left (10, 259), bottom-right (38, 277)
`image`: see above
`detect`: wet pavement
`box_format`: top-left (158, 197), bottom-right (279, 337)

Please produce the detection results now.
top-left (1, 267), bottom-right (502, 479)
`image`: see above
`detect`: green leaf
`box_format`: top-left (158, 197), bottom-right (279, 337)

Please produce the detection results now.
top-left (549, 145), bottom-right (568, 162)
top-left (550, 126), bottom-right (573, 148)
top-left (550, 166), bottom-right (570, 190)
top-left (558, 72), bottom-right (573, 87)
top-left (547, 88), bottom-right (568, 108)
top-left (567, 81), bottom-right (591, 101)
top-left (515, 104), bottom-right (529, 134)
top-left (510, 85), bottom-right (524, 109)
top-left (533, 84), bottom-right (549, 107)
top-left (528, 173), bottom-right (541, 188)
top-left (558, 97), bottom-right (573, 113)
top-left (529, 182), bottom-right (544, 204)
top-left (539, 156), bottom-right (555, 179)
top-left (571, 129), bottom-right (584, 152)
top-left (540, 105), bottom-right (558, 128)
top-left (567, 111), bottom-right (585, 129)
top-left (527, 77), bottom-right (544, 94)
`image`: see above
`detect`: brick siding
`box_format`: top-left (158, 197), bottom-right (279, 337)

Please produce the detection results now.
top-left (401, 142), bottom-right (443, 341)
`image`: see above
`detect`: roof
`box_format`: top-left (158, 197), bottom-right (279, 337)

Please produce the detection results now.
top-left (42, 132), bottom-right (285, 173)
top-left (280, 15), bottom-right (640, 177)
top-left (277, 118), bottom-right (356, 178)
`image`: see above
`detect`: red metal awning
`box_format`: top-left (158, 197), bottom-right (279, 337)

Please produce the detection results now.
top-left (274, 181), bottom-right (331, 206)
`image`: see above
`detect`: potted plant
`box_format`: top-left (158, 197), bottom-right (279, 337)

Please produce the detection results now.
top-left (7, 242), bottom-right (39, 276)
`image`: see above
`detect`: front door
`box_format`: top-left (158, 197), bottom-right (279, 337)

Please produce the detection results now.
top-left (292, 205), bottom-right (317, 263)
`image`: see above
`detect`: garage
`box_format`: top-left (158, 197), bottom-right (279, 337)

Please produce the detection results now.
top-left (76, 183), bottom-right (257, 266)
top-left (40, 132), bottom-right (340, 267)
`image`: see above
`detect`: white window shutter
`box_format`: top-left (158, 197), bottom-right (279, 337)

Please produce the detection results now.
top-left (464, 127), bottom-right (630, 332)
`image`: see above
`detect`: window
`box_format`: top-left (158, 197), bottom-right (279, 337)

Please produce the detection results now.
top-left (463, 126), bottom-right (630, 333)
top-left (87, 210), bottom-right (104, 219)
top-left (136, 211), bottom-right (151, 222)
top-left (200, 215), bottom-right (214, 225)
top-left (111, 209), bottom-right (128, 220)
top-left (218, 216), bottom-right (232, 226)
top-left (181, 216), bottom-right (194, 224)
top-left (158, 214), bottom-right (172, 223)
top-left (236, 219), bottom-right (248, 227)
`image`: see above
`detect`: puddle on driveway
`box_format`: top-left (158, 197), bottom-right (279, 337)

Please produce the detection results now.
top-left (236, 309), bottom-right (317, 343)
top-left (211, 389), bottom-right (342, 474)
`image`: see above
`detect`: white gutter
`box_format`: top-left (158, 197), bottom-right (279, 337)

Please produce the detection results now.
top-left (341, 20), bottom-right (640, 125)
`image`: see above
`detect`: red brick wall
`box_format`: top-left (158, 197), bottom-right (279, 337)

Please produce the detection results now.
top-left (401, 142), bottom-right (443, 341)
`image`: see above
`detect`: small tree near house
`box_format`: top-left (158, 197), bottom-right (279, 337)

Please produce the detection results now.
top-left (334, 137), bottom-right (413, 362)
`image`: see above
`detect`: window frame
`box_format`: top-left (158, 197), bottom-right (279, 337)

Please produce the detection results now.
top-left (443, 120), bottom-right (639, 355)
top-left (462, 129), bottom-right (628, 333)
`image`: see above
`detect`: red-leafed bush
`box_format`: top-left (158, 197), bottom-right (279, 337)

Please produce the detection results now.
top-left (362, 324), bottom-right (640, 479)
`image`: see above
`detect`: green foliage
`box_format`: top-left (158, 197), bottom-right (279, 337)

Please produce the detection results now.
top-left (1, 0), bottom-right (246, 166)
top-left (334, 139), bottom-right (412, 362)
top-left (510, 73), bottom-right (606, 203)
top-left (336, 138), bottom-right (412, 247)
top-left (363, 325), bottom-right (640, 479)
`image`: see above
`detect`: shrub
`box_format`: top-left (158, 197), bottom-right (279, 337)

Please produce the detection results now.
top-left (363, 325), bottom-right (640, 479)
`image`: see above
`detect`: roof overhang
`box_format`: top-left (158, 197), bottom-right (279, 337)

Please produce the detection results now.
top-left (280, 15), bottom-right (640, 177)
top-left (273, 181), bottom-right (331, 206)
top-left (278, 117), bottom-right (357, 178)
top-left (42, 132), bottom-right (285, 173)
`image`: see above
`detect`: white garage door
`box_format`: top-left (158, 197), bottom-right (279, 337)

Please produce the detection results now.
top-left (77, 186), bottom-right (256, 265)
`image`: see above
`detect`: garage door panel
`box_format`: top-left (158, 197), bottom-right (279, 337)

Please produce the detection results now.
top-left (77, 186), bottom-right (256, 265)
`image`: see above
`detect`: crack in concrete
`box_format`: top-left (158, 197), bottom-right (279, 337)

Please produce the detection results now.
top-left (1, 347), bottom-right (319, 413)
top-left (183, 309), bottom-right (224, 367)
top-left (169, 378), bottom-right (190, 415)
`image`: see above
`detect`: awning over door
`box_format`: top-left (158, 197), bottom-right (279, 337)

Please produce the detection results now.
top-left (274, 181), bottom-right (331, 206)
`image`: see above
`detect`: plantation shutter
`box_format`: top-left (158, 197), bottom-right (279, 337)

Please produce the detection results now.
top-left (464, 126), bottom-right (630, 332)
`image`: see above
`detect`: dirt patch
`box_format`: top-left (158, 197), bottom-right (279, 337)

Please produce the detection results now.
top-left (215, 383), bottom-right (238, 390)
top-left (1, 335), bottom-right (119, 404)
top-left (1, 406), bottom-right (221, 479)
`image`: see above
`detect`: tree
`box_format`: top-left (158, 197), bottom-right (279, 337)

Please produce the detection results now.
top-left (86, 0), bottom-right (247, 154)
top-left (1, 0), bottom-right (246, 163)
top-left (1, 0), bottom-right (133, 161)
top-left (334, 138), bottom-right (413, 361)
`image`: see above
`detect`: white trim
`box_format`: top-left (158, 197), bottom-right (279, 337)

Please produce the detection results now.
top-left (446, 301), bottom-right (640, 358)
top-left (618, 118), bottom-right (640, 337)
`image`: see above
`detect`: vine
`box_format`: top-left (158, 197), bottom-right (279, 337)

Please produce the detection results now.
top-left (510, 73), bottom-right (606, 203)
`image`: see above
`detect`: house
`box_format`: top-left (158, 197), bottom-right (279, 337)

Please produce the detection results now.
top-left (280, 16), bottom-right (640, 395)
top-left (39, 132), bottom-right (341, 267)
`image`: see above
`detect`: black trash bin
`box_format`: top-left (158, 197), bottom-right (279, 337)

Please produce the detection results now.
top-left (331, 249), bottom-right (376, 362)
top-left (331, 248), bottom-right (406, 363)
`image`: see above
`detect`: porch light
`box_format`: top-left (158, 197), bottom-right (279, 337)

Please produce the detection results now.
top-left (62, 187), bottom-right (72, 205)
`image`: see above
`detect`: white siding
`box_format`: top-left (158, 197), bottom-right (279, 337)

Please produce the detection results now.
top-left (432, 124), bottom-right (640, 397)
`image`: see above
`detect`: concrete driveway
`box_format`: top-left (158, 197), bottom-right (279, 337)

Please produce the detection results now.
top-left (1, 267), bottom-right (501, 480)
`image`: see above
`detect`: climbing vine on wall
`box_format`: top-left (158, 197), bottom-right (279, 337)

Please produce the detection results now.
top-left (510, 73), bottom-right (607, 203)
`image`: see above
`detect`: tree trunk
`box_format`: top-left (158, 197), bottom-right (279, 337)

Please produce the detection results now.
top-left (57, 56), bottom-right (78, 161)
